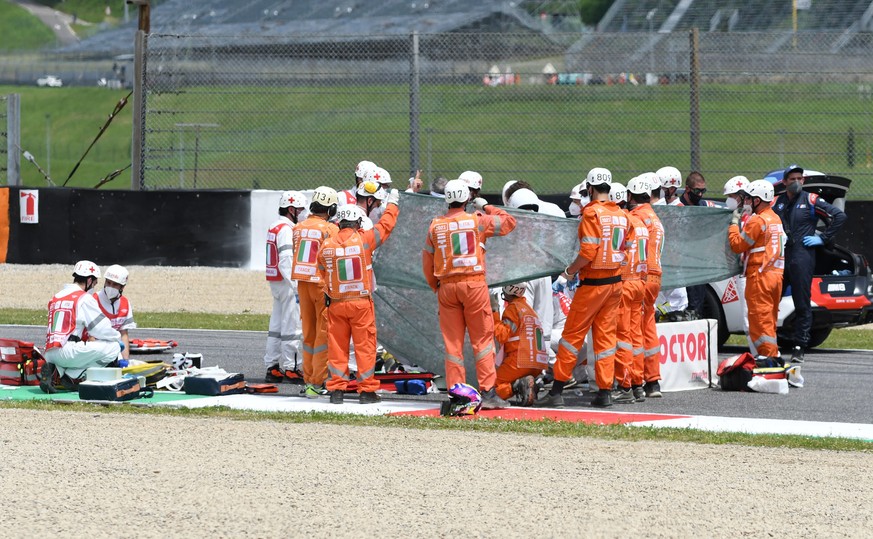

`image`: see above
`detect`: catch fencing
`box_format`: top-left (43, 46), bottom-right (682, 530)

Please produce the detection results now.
top-left (135, 30), bottom-right (873, 197)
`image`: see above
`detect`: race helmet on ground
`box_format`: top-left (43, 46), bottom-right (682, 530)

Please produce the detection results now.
top-left (502, 282), bottom-right (528, 298)
top-left (279, 190), bottom-right (307, 209)
top-left (335, 204), bottom-right (366, 223)
top-left (444, 179), bottom-right (470, 205)
top-left (586, 167), bottom-right (612, 186)
top-left (609, 183), bottom-right (627, 204)
top-left (444, 383), bottom-right (482, 416)
top-left (355, 160), bottom-right (377, 179)
top-left (656, 166), bottom-right (682, 189)
top-left (507, 188), bottom-right (539, 209)
top-left (723, 176), bottom-right (750, 196)
top-left (73, 260), bottom-right (101, 279)
top-left (627, 175), bottom-right (655, 195)
top-left (746, 179), bottom-right (775, 202)
top-left (104, 264), bottom-right (129, 286)
top-left (458, 170), bottom-right (483, 190)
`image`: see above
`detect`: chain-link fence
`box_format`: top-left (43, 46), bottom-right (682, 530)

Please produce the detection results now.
top-left (1, 94), bottom-right (7, 183)
top-left (138, 31), bottom-right (873, 198)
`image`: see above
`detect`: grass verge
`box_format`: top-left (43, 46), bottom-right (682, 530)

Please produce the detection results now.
top-left (0, 2), bottom-right (57, 51)
top-left (2, 399), bottom-right (870, 451)
top-left (725, 328), bottom-right (873, 350)
top-left (5, 308), bottom-right (871, 344)
top-left (0, 308), bottom-right (269, 331)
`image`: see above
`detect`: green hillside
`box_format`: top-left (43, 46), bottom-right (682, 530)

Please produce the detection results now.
top-left (0, 1), bottom-right (57, 51)
top-left (1, 85), bottom-right (132, 189)
top-left (32, 0), bottom-right (130, 24)
top-left (2, 83), bottom-right (872, 196)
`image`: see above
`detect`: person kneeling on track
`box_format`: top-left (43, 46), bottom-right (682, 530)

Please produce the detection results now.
top-left (42, 261), bottom-right (122, 393)
top-left (491, 283), bottom-right (549, 407)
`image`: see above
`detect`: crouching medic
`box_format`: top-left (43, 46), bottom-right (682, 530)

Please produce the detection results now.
top-left (317, 189), bottom-right (400, 404)
top-left (491, 282), bottom-right (549, 406)
top-left (42, 261), bottom-right (122, 393)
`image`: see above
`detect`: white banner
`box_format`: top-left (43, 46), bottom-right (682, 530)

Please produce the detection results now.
top-left (582, 318), bottom-right (719, 392)
top-left (19, 189), bottom-right (39, 224)
top-left (657, 319), bottom-right (719, 392)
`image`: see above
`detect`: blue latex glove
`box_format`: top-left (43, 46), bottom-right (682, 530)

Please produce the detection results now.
top-left (552, 275), bottom-right (567, 293)
top-left (802, 235), bottom-right (824, 247)
top-left (567, 276), bottom-right (580, 292)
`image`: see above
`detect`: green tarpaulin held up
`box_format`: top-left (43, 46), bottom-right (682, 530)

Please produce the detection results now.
top-left (372, 193), bottom-right (740, 386)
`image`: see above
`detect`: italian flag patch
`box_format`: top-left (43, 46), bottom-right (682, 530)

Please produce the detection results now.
top-left (297, 240), bottom-right (318, 264)
top-left (451, 231), bottom-right (476, 255)
top-left (338, 257), bottom-right (362, 281)
top-left (52, 311), bottom-right (69, 332)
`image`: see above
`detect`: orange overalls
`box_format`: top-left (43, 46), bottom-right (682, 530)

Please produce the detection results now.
top-left (318, 205), bottom-right (398, 393)
top-left (422, 205), bottom-right (517, 390)
top-left (615, 211), bottom-right (648, 389)
top-left (728, 207), bottom-right (785, 357)
top-left (292, 215), bottom-right (339, 386)
top-left (630, 203), bottom-right (664, 384)
top-left (555, 201), bottom-right (628, 391)
top-left (492, 295), bottom-right (549, 400)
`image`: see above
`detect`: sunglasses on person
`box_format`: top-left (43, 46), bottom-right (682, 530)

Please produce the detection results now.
top-left (689, 187), bottom-right (707, 196)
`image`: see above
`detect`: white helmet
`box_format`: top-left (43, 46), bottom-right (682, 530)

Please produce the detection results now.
top-left (104, 264), bottom-right (129, 286)
top-left (656, 166), bottom-right (682, 189)
top-left (569, 182), bottom-right (587, 200)
top-left (367, 167), bottom-right (392, 185)
top-left (458, 170), bottom-right (483, 190)
top-left (723, 175), bottom-right (750, 196)
top-left (335, 204), bottom-right (366, 223)
top-left (608, 183), bottom-right (627, 204)
top-left (627, 175), bottom-right (655, 195)
top-left (507, 188), bottom-right (539, 209)
top-left (355, 160), bottom-right (377, 179)
top-left (279, 190), bottom-right (307, 209)
top-left (356, 180), bottom-right (386, 200)
top-left (586, 167), bottom-right (612, 186)
top-left (311, 186), bottom-right (338, 207)
top-left (746, 179), bottom-right (775, 203)
top-left (641, 171), bottom-right (660, 189)
top-left (73, 260), bottom-right (101, 279)
top-left (444, 179), bottom-right (470, 205)
top-left (501, 180), bottom-right (517, 205)
top-left (502, 282), bottom-right (528, 297)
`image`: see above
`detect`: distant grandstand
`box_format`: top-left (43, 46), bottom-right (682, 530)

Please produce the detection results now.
top-left (65, 0), bottom-right (552, 55)
top-left (598, 0), bottom-right (873, 33)
top-left (63, 0), bottom-right (873, 65)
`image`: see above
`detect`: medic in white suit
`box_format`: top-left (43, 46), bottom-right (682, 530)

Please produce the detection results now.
top-left (264, 190), bottom-right (306, 383)
top-left (42, 261), bottom-right (122, 393)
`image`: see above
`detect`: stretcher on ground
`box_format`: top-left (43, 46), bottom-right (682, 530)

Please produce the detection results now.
top-left (129, 339), bottom-right (178, 353)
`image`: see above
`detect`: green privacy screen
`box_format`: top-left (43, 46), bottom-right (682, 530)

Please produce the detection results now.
top-left (372, 193), bottom-right (739, 383)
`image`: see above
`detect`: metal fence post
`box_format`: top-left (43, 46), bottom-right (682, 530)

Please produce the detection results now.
top-left (7, 94), bottom-right (20, 186)
top-left (131, 30), bottom-right (147, 190)
top-left (409, 31), bottom-right (421, 178)
top-left (689, 28), bottom-right (701, 173)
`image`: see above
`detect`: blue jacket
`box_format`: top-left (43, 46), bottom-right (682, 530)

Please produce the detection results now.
top-left (772, 190), bottom-right (846, 248)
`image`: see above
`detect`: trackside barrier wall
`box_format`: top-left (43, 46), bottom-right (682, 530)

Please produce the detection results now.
top-left (0, 187), bottom-right (250, 267)
top-left (1, 188), bottom-right (872, 270)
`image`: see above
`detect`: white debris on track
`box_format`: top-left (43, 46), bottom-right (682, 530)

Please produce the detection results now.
top-left (0, 264), bottom-right (271, 314)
